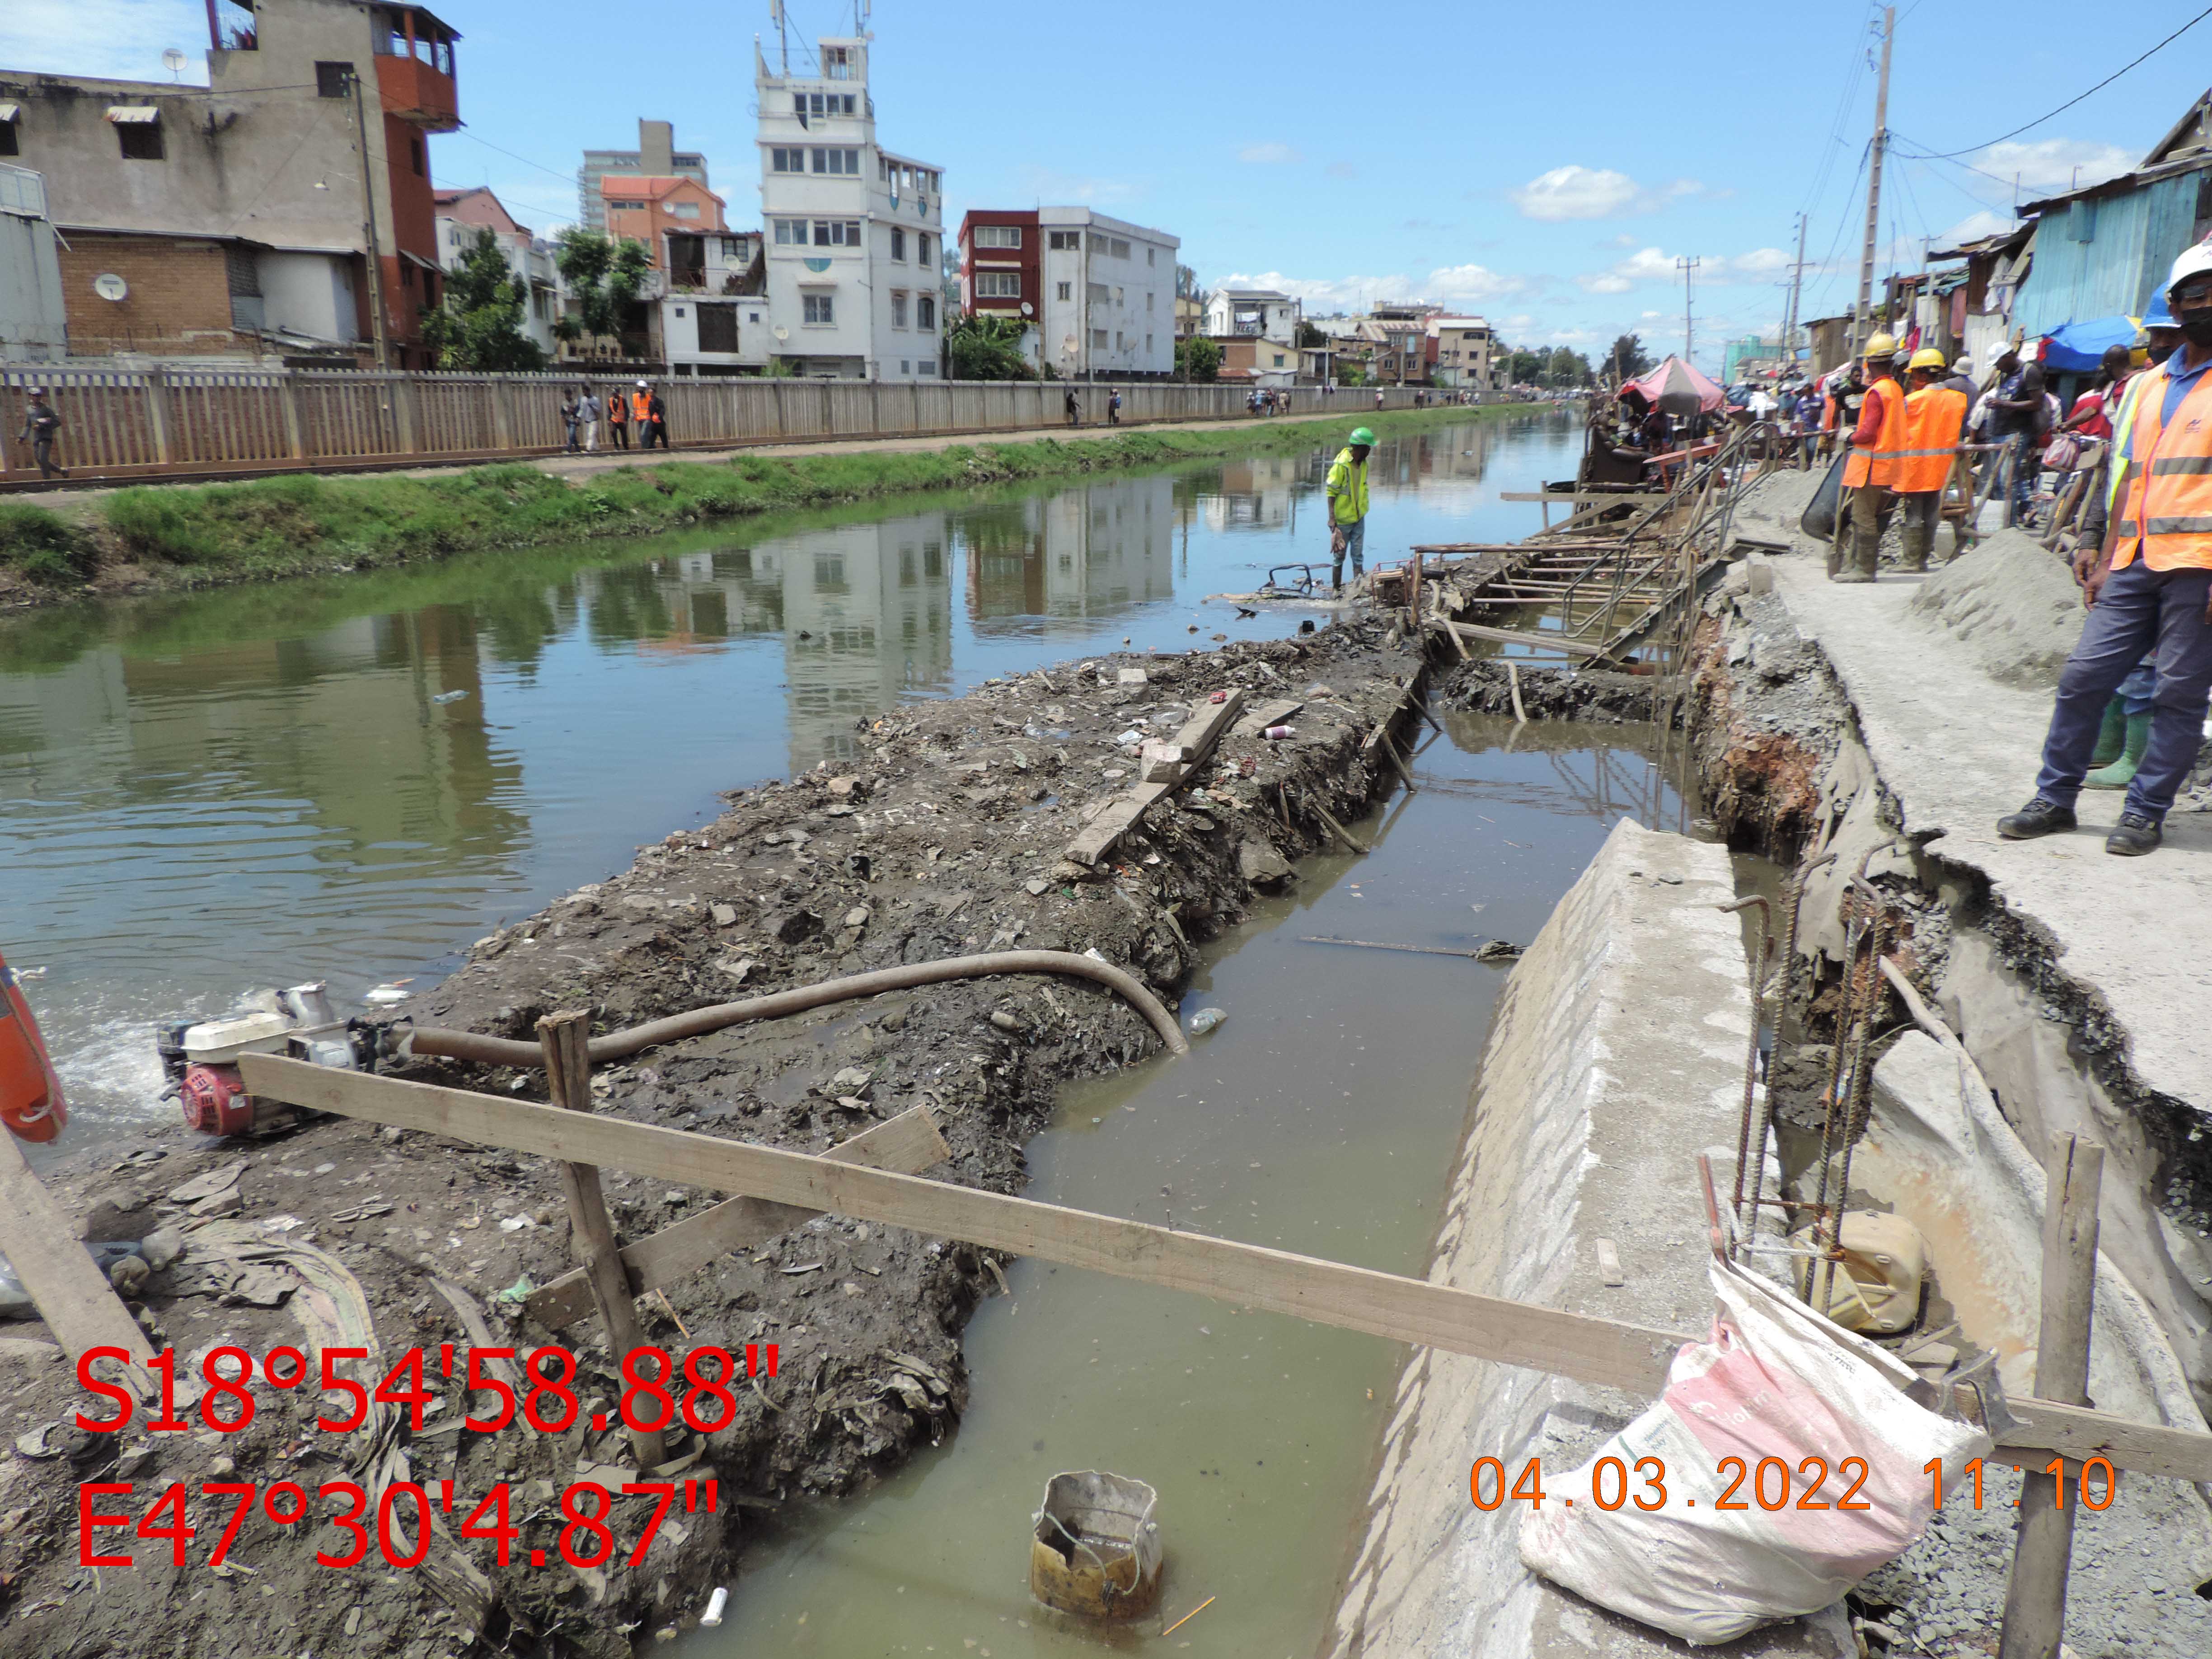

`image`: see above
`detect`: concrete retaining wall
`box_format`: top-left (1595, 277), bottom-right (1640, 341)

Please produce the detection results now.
top-left (1324, 820), bottom-right (1851, 1658)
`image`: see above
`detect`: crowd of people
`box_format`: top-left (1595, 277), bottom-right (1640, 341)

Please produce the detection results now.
top-left (561, 380), bottom-right (668, 454)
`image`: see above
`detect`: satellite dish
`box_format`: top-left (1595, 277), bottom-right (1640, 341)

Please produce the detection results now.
top-left (1019, 302), bottom-right (1033, 317)
top-left (93, 273), bottom-right (130, 302)
top-left (773, 325), bottom-right (789, 341)
top-left (162, 47), bottom-right (186, 79)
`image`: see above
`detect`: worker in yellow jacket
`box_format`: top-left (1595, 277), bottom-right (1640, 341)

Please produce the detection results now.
top-left (1834, 333), bottom-right (1907, 582)
top-left (1326, 426), bottom-right (1374, 591)
top-left (1896, 348), bottom-right (1970, 571)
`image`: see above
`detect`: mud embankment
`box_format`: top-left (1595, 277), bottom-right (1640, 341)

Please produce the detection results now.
top-left (0, 624), bottom-right (1426, 1658)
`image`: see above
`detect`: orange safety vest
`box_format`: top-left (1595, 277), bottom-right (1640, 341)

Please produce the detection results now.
top-left (631, 390), bottom-right (653, 422)
top-left (2114, 363), bottom-right (2212, 571)
top-left (1842, 376), bottom-right (1909, 488)
top-left (1894, 385), bottom-right (1969, 494)
top-left (608, 392), bottom-right (627, 422)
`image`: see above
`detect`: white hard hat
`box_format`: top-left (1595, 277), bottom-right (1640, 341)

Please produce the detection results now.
top-left (2167, 238), bottom-right (2212, 296)
top-left (636, 379), bottom-right (649, 388)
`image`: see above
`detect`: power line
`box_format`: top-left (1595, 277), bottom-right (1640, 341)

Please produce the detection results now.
top-left (444, 127), bottom-right (583, 188)
top-left (1907, 5), bottom-right (2212, 158)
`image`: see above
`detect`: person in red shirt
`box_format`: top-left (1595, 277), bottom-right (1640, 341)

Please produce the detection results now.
top-left (2060, 345), bottom-right (2134, 441)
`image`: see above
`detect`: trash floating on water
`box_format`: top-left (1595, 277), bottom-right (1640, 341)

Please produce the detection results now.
top-left (364, 980), bottom-right (414, 1005)
top-left (1030, 1470), bottom-right (1163, 1621)
top-left (431, 689), bottom-right (468, 704)
top-left (1187, 1008), bottom-right (1227, 1036)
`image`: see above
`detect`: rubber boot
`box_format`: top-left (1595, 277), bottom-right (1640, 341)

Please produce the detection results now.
top-left (2085, 712), bottom-right (2151, 789)
top-left (1898, 508), bottom-right (1931, 573)
top-left (2089, 698), bottom-right (2128, 768)
top-left (1834, 513), bottom-right (1881, 583)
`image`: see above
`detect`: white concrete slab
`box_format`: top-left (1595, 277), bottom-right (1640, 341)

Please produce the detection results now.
top-left (1754, 528), bottom-right (2212, 1120)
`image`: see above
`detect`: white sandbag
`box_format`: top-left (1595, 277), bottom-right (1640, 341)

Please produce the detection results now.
top-left (1519, 1261), bottom-right (1989, 1644)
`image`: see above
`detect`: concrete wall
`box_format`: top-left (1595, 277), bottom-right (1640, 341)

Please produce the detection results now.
top-left (256, 249), bottom-right (357, 346)
top-left (1327, 821), bottom-right (1849, 1658)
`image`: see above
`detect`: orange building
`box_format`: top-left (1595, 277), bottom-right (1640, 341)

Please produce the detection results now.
top-left (600, 175), bottom-right (729, 276)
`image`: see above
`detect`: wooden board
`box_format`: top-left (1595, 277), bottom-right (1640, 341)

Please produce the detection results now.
top-left (1064, 688), bottom-right (1244, 867)
top-left (1436, 619), bottom-right (1607, 658)
top-left (527, 1106), bottom-right (950, 1328)
top-left (1232, 698), bottom-right (1303, 738)
top-left (0, 1129), bottom-right (156, 1390)
top-left (241, 1055), bottom-right (1687, 1399)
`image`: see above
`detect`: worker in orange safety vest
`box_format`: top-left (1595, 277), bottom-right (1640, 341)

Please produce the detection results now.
top-left (1833, 333), bottom-right (1907, 582)
top-left (1996, 237), bottom-right (2212, 857)
top-left (1896, 347), bottom-right (1970, 571)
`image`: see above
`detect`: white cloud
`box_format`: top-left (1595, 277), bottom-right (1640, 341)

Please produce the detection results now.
top-left (1975, 138), bottom-right (2135, 200)
top-left (1934, 208), bottom-right (2015, 248)
top-left (1730, 247), bottom-right (1789, 276)
top-left (1583, 274), bottom-right (1635, 294)
top-left (1429, 262), bottom-right (1529, 303)
top-left (1013, 165), bottom-right (1137, 206)
top-left (1510, 165), bottom-right (1706, 221)
top-left (0, 0), bottom-right (211, 82)
top-left (1326, 162), bottom-right (1358, 180)
top-left (1238, 141), bottom-right (1303, 165)
top-left (1578, 245), bottom-right (1792, 292)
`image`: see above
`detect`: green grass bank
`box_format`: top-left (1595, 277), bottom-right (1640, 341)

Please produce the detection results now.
top-left (0, 406), bottom-right (1522, 608)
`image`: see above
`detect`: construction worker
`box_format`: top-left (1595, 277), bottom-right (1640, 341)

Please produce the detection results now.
top-left (1896, 348), bottom-right (1968, 571)
top-left (630, 381), bottom-right (656, 450)
top-left (1326, 426), bottom-right (1374, 591)
top-left (1997, 239), bottom-right (2212, 857)
top-left (1832, 333), bottom-right (1907, 582)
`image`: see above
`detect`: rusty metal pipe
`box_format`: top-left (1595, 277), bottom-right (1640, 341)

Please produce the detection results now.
top-left (397, 950), bottom-right (1190, 1070)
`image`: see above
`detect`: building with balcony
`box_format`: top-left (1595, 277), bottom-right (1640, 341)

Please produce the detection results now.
top-left (1203, 287), bottom-right (1299, 344)
top-left (601, 174), bottom-right (730, 273)
top-left (755, 31), bottom-right (943, 380)
top-left (578, 121), bottom-right (710, 234)
top-left (1425, 315), bottom-right (1496, 390)
top-left (0, 0), bottom-right (463, 365)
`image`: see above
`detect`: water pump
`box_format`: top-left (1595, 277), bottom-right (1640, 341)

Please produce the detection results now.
top-left (158, 983), bottom-right (366, 1138)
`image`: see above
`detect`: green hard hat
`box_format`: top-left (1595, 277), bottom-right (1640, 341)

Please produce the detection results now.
top-left (1350, 426), bottom-right (1377, 446)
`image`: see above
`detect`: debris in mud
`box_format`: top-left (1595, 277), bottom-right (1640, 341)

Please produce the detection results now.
top-left (1441, 658), bottom-right (1681, 726)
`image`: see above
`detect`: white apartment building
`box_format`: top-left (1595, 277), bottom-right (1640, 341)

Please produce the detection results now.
top-left (1037, 209), bottom-right (1179, 380)
top-left (754, 33), bottom-right (943, 380)
top-left (1204, 287), bottom-right (1301, 344)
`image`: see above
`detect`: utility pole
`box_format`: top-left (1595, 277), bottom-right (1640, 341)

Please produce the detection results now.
top-left (347, 66), bottom-right (392, 372)
top-left (1785, 211), bottom-right (1808, 374)
top-left (1677, 256), bottom-right (1701, 367)
top-left (1854, 5), bottom-right (1895, 359)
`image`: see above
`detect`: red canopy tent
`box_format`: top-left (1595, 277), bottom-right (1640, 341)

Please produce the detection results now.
top-left (1619, 355), bottom-right (1725, 416)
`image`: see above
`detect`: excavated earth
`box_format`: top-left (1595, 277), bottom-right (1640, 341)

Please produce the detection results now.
top-left (0, 623), bottom-right (1425, 1659)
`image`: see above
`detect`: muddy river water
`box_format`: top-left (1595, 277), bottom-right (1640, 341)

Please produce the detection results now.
top-left (1, 412), bottom-right (1580, 1143)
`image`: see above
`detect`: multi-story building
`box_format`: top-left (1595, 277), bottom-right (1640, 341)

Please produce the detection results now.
top-left (957, 208), bottom-right (1040, 323)
top-left (0, 0), bottom-right (462, 365)
top-left (578, 121), bottom-right (709, 234)
top-left (433, 186), bottom-right (561, 359)
top-left (1426, 315), bottom-right (1497, 391)
top-left (601, 174), bottom-right (730, 276)
top-left (754, 32), bottom-right (943, 380)
top-left (1204, 287), bottom-right (1300, 344)
top-left (1037, 209), bottom-right (1177, 380)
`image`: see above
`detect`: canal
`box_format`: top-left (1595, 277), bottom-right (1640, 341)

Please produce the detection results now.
top-left (1, 411), bottom-right (1579, 1144)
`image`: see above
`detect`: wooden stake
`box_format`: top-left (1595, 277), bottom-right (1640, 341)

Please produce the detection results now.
top-left (1378, 730), bottom-right (1417, 793)
top-left (538, 1010), bottom-right (665, 1470)
top-left (1506, 661), bottom-right (1530, 725)
top-left (1998, 1131), bottom-right (2104, 1659)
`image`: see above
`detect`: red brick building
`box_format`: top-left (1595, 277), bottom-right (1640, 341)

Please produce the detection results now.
top-left (956, 209), bottom-right (1040, 320)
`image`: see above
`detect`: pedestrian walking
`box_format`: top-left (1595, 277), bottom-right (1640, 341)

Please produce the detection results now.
top-left (17, 388), bottom-right (66, 479)
top-left (1109, 389), bottom-right (1122, 426)
top-left (559, 389), bottom-right (580, 453)
top-left (1325, 425), bottom-right (1375, 591)
top-left (576, 388), bottom-right (602, 452)
top-left (643, 386), bottom-right (668, 450)
top-left (1994, 241), bottom-right (2212, 858)
top-left (1064, 387), bottom-right (1081, 428)
top-left (608, 384), bottom-right (631, 449)
top-left (1983, 347), bottom-right (2048, 525)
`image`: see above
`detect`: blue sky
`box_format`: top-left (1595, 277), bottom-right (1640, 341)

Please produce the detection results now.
top-left (8, 0), bottom-right (2209, 370)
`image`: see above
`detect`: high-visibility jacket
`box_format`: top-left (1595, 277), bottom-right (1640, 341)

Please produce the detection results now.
top-left (1895, 385), bottom-right (1969, 494)
top-left (631, 389), bottom-right (652, 422)
top-left (2113, 362), bottom-right (2212, 571)
top-left (1842, 376), bottom-right (1909, 488)
top-left (608, 393), bottom-right (628, 423)
top-left (2103, 371), bottom-right (2152, 521)
top-left (1325, 446), bottom-right (1369, 525)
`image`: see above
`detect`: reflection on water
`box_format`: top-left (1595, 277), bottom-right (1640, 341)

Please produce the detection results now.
top-left (682, 713), bottom-right (1688, 1659)
top-left (0, 413), bottom-right (1580, 1142)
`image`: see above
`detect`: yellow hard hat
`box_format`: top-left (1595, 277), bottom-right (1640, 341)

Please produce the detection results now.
top-left (1863, 332), bottom-right (1898, 359)
top-left (1907, 347), bottom-right (1946, 371)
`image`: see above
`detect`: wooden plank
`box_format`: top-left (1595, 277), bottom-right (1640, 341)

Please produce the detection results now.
top-left (1232, 698), bottom-right (1303, 738)
top-left (241, 1055), bottom-right (1689, 1398)
top-left (539, 1012), bottom-right (662, 1467)
top-left (1999, 1133), bottom-right (2104, 1657)
top-left (1437, 619), bottom-right (1608, 658)
top-left (1064, 688), bottom-right (1244, 867)
top-left (0, 1129), bottom-right (156, 1393)
top-left (528, 1106), bottom-right (950, 1329)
